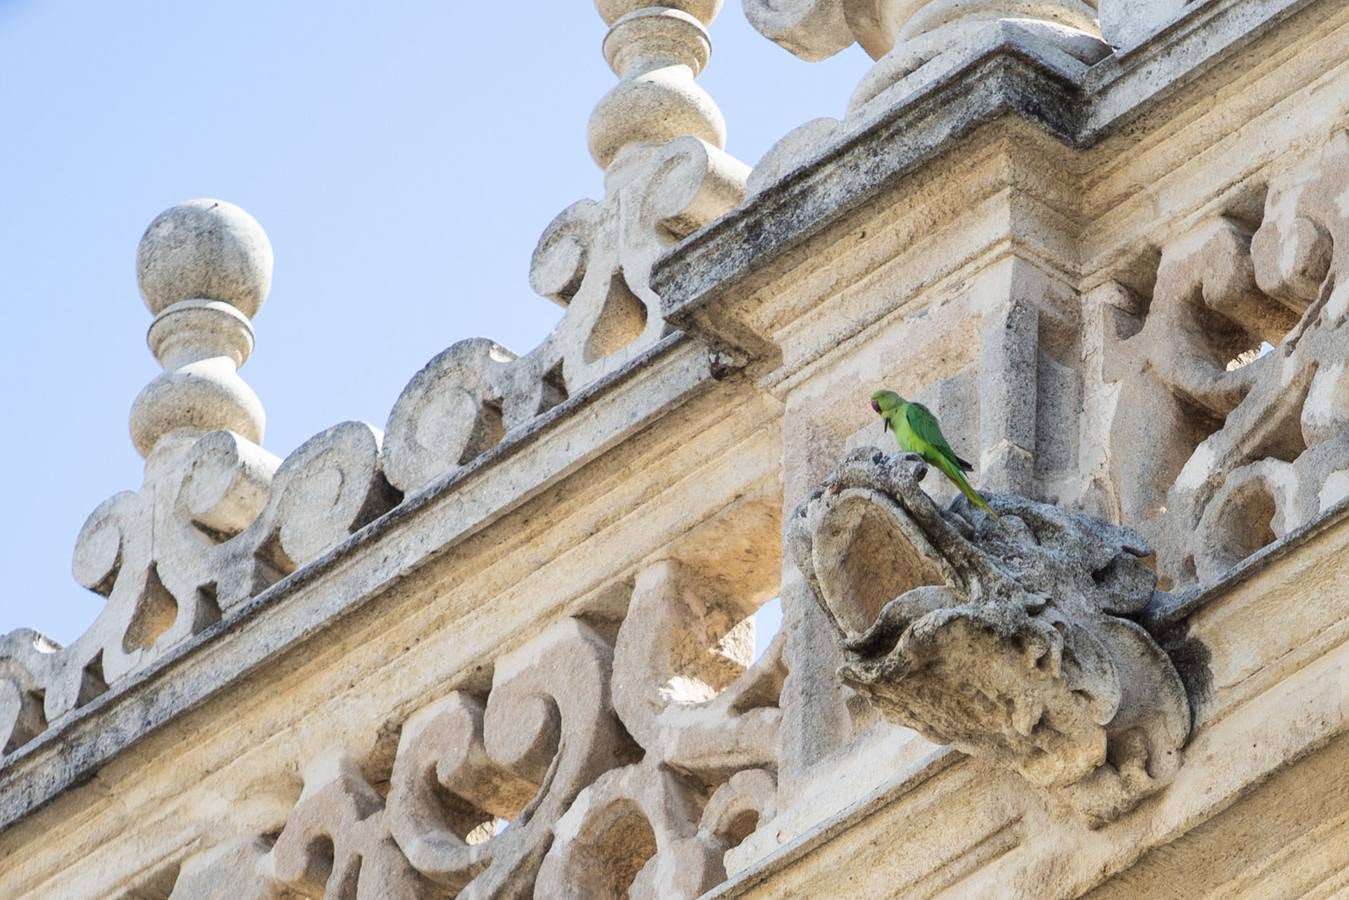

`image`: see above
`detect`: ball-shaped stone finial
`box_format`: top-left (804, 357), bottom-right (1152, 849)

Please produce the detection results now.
top-left (136, 199), bottom-right (273, 319)
top-left (129, 200), bottom-right (272, 458)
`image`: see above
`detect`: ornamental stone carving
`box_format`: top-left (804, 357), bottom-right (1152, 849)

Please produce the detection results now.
top-left (0, 4), bottom-right (750, 758)
top-left (0, 201), bottom-right (399, 758)
top-left (381, 0), bottom-right (749, 496)
top-left (1105, 134), bottom-right (1349, 589)
top-left (739, 0), bottom-right (1110, 199)
top-left (166, 561), bottom-right (780, 897)
top-left (788, 448), bottom-right (1190, 825)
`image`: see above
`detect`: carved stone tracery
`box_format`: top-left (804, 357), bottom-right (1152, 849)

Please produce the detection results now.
top-left (1106, 133), bottom-right (1349, 589)
top-left (167, 561), bottom-right (782, 899)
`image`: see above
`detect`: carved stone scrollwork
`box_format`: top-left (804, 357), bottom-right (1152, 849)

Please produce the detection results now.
top-left (0, 631), bottom-right (61, 754)
top-left (0, 202), bottom-right (400, 759)
top-left (379, 2), bottom-right (749, 498)
top-left (1111, 133), bottom-right (1349, 588)
top-left (1, 3), bottom-right (751, 759)
top-left (1104, 217), bottom-right (1287, 530)
top-left (262, 754), bottom-right (428, 897)
top-left (167, 566), bottom-right (781, 898)
top-left (537, 559), bottom-right (782, 896)
top-left (788, 449), bottom-right (1190, 825)
top-left (379, 134), bottom-right (748, 499)
top-left (27, 417), bottom-right (397, 738)
top-left (383, 619), bottom-right (634, 897)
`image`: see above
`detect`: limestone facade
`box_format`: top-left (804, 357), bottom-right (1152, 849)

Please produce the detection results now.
top-left (2, 0), bottom-right (1349, 897)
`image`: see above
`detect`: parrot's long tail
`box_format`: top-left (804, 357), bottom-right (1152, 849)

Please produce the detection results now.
top-left (936, 458), bottom-right (1002, 522)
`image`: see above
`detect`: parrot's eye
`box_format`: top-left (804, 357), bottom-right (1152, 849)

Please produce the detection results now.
top-left (871, 399), bottom-right (882, 414)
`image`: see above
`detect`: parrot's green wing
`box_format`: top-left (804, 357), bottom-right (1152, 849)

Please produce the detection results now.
top-left (904, 403), bottom-right (974, 472)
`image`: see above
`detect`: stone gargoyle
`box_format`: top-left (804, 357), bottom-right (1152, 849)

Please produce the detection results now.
top-left (787, 449), bottom-right (1191, 826)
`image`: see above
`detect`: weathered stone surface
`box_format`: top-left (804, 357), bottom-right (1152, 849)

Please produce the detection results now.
top-left (136, 198), bottom-right (273, 319)
top-left (1098, 0), bottom-right (1192, 50)
top-left (744, 0), bottom-right (1106, 120)
top-left (789, 449), bottom-right (1190, 824)
top-left (1106, 133), bottom-right (1349, 589)
top-left (8, 1), bottom-right (1349, 897)
top-left (157, 561), bottom-right (780, 898)
top-left (0, 0), bottom-right (749, 774)
top-left (0, 204), bottom-right (395, 761)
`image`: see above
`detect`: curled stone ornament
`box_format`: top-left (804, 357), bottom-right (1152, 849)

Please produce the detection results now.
top-left (1110, 134), bottom-right (1349, 589)
top-left (381, 2), bottom-right (748, 499)
top-left (788, 448), bottom-right (1191, 825)
top-left (163, 574), bottom-right (781, 897)
top-left (0, 203), bottom-right (399, 758)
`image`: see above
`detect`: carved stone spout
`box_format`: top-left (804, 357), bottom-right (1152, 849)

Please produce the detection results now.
top-left (787, 448), bottom-right (1191, 825)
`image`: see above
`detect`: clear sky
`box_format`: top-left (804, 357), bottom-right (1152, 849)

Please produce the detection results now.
top-left (0, 2), bottom-right (870, 655)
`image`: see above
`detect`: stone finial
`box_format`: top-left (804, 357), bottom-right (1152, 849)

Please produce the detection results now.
top-left (588, 1), bottom-right (728, 170)
top-left (129, 200), bottom-right (273, 457)
top-left (380, 3), bottom-right (749, 499)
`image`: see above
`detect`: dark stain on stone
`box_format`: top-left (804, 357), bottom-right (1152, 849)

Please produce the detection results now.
top-left (1155, 618), bottom-right (1214, 729)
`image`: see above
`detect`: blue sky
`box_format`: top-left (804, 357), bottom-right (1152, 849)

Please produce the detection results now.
top-left (0, 2), bottom-right (870, 654)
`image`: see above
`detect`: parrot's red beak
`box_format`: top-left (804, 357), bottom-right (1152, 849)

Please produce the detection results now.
top-left (870, 399), bottom-right (882, 414)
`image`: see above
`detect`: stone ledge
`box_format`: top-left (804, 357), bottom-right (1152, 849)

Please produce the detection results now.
top-left (655, 53), bottom-right (1081, 341)
top-left (1081, 0), bottom-right (1323, 138)
top-left (0, 332), bottom-right (729, 832)
top-left (654, 0), bottom-right (1321, 340)
top-left (706, 747), bottom-right (962, 898)
top-left (1145, 492), bottom-right (1349, 629)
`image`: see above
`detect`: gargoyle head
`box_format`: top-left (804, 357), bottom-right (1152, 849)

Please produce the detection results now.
top-left (787, 449), bottom-right (1190, 825)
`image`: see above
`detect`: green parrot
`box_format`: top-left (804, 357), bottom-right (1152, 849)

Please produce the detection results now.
top-left (870, 389), bottom-right (1000, 520)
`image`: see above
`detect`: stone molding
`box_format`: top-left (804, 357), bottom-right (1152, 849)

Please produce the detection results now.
top-left (3, 0), bottom-right (1311, 773)
top-left (658, 0), bottom-right (1323, 324)
top-left (0, 331), bottom-right (734, 832)
top-left (743, 0), bottom-right (1108, 113)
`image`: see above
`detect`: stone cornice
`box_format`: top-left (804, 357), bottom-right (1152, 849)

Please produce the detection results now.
top-left (654, 0), bottom-right (1322, 336)
top-left (0, 332), bottom-right (741, 832)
